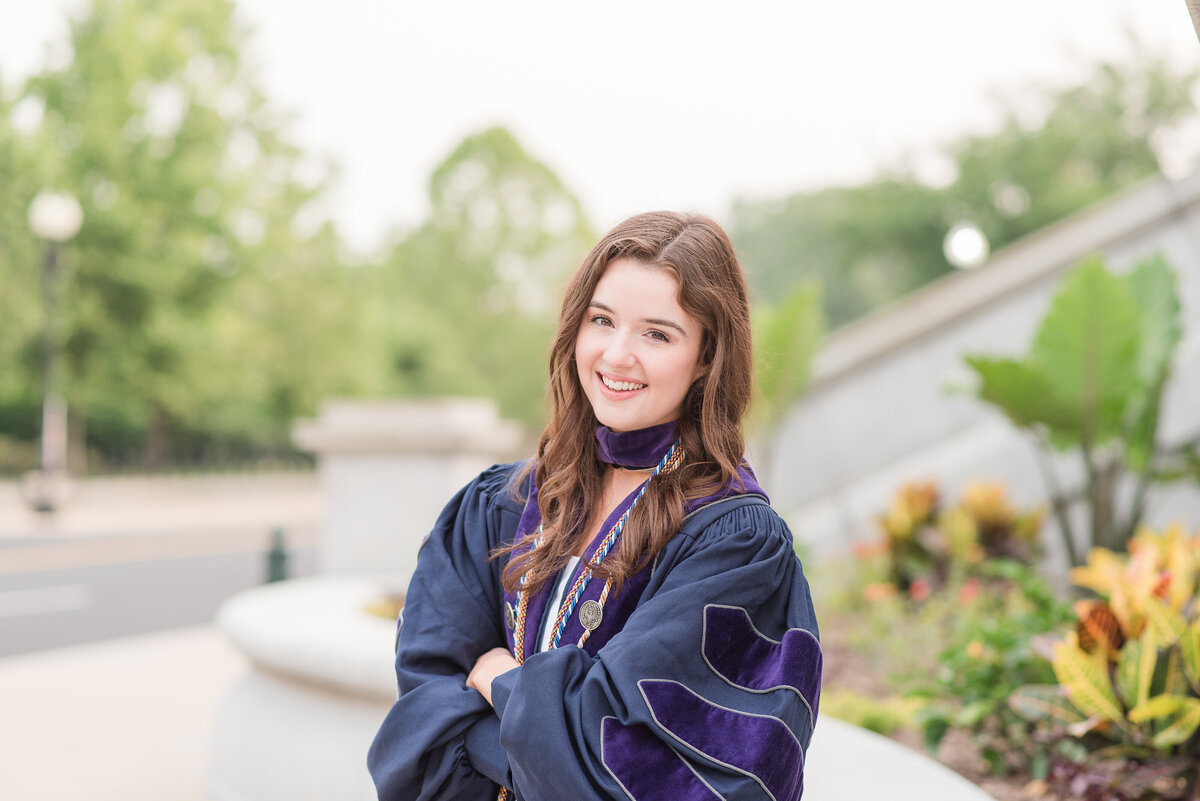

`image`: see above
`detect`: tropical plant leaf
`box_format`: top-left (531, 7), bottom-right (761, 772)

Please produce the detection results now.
top-left (1116, 639), bottom-right (1158, 709)
top-left (1128, 693), bottom-right (1194, 723)
top-left (1090, 743), bottom-right (1158, 762)
top-left (1028, 257), bottom-right (1142, 445)
top-left (1143, 597), bottom-right (1187, 645)
top-left (963, 356), bottom-right (1079, 434)
top-left (1126, 541), bottom-right (1164, 610)
top-left (1069, 548), bottom-right (1124, 597)
top-left (1149, 698), bottom-right (1200, 749)
top-left (1124, 254), bottom-right (1181, 389)
top-left (1008, 684), bottom-right (1088, 726)
top-left (1179, 620), bottom-right (1200, 690)
top-left (1162, 525), bottom-right (1198, 612)
top-left (1052, 635), bottom-right (1126, 727)
top-left (1163, 649), bottom-right (1191, 697)
top-left (1065, 716), bottom-right (1109, 737)
top-left (1123, 258), bottom-right (1180, 461)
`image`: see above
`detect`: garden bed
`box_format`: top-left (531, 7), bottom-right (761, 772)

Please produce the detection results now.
top-left (820, 610), bottom-right (1040, 801)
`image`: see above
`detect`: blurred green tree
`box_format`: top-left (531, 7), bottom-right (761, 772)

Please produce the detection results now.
top-left (0, 0), bottom-right (372, 467)
top-left (0, 90), bottom-right (47, 445)
top-left (732, 43), bottom-right (1200, 329)
top-left (372, 126), bottom-right (595, 429)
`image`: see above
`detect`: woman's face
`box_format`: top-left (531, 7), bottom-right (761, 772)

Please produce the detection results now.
top-left (574, 258), bottom-right (705, 433)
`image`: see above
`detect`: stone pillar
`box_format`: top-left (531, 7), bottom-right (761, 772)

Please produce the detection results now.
top-left (292, 398), bottom-right (523, 578)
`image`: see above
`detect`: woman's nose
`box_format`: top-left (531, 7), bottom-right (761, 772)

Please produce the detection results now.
top-left (603, 332), bottom-right (637, 366)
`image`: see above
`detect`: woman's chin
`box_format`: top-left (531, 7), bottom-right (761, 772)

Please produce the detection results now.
top-left (592, 408), bottom-right (672, 434)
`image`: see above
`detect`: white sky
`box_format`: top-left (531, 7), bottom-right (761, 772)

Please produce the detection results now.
top-left (2, 1), bottom-right (1198, 251)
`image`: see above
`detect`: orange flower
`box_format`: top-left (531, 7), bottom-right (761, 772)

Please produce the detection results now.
top-left (863, 582), bottom-right (898, 602)
top-left (852, 539), bottom-right (887, 560)
top-left (966, 640), bottom-right (985, 659)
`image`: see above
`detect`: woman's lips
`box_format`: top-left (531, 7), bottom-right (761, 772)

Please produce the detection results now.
top-left (597, 372), bottom-right (646, 399)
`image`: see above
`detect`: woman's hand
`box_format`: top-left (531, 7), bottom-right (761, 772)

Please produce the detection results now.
top-left (467, 647), bottom-right (519, 707)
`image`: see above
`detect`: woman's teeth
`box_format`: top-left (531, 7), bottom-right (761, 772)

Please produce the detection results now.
top-left (601, 375), bottom-right (646, 392)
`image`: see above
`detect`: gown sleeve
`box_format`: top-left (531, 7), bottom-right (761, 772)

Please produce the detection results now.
top-left (368, 462), bottom-right (524, 801)
top-left (489, 500), bottom-right (822, 801)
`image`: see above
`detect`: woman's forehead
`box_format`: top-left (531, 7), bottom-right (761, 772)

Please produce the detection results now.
top-left (590, 258), bottom-right (681, 302)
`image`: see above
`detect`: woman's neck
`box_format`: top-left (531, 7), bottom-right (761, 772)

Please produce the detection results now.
top-left (576, 466), bottom-right (651, 557)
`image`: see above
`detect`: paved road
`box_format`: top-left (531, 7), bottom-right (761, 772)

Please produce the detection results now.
top-left (0, 526), bottom-right (317, 657)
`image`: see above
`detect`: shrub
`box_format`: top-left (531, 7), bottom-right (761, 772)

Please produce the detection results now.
top-left (1009, 525), bottom-right (1200, 799)
top-left (914, 559), bottom-right (1073, 775)
top-left (863, 479), bottom-right (1042, 597)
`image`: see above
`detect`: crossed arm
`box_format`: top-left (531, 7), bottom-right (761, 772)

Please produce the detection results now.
top-left (467, 648), bottom-right (519, 707)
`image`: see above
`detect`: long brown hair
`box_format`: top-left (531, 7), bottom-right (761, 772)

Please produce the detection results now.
top-left (499, 211), bottom-right (754, 596)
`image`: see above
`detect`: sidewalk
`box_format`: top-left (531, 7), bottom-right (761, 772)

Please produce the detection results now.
top-left (0, 473), bottom-right (322, 800)
top-left (0, 626), bottom-right (245, 801)
top-left (0, 472), bottom-right (322, 542)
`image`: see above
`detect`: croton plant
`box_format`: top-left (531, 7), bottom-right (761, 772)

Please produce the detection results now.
top-left (1010, 525), bottom-right (1200, 799)
top-left (868, 479), bottom-right (1042, 596)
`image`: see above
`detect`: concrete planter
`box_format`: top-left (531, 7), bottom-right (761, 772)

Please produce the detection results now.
top-left (210, 577), bottom-right (397, 801)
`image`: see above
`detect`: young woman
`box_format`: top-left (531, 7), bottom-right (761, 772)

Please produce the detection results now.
top-left (368, 212), bottom-right (821, 801)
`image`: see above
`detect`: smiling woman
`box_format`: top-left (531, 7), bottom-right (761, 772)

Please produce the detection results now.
top-left (575, 258), bottom-right (705, 434)
top-left (368, 212), bottom-right (821, 801)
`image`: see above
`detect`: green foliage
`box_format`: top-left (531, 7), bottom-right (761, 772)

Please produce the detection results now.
top-left (821, 689), bottom-right (921, 736)
top-left (1008, 527), bottom-right (1200, 799)
top-left (0, 1), bottom-right (597, 466)
top-left (964, 255), bottom-right (1193, 563)
top-left (371, 126), bottom-right (594, 431)
top-left (750, 282), bottom-right (823, 437)
top-left (913, 560), bottom-right (1073, 776)
top-left (734, 179), bottom-right (950, 326)
top-left (814, 568), bottom-right (961, 693)
top-left (0, 0), bottom-right (378, 466)
top-left (732, 44), bottom-right (1199, 329)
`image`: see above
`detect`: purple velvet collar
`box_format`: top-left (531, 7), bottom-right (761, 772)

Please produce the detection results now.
top-left (595, 421), bottom-right (678, 469)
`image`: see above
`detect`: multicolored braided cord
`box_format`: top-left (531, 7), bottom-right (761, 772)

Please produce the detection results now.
top-left (497, 441), bottom-right (683, 801)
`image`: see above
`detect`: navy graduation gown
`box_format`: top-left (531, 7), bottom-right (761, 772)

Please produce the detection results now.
top-left (368, 461), bottom-right (821, 801)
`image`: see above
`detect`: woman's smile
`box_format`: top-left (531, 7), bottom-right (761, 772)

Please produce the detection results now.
top-left (597, 372), bottom-right (647, 394)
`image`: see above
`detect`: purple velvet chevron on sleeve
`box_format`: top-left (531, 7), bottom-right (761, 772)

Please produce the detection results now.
top-left (600, 717), bottom-right (721, 801)
top-left (638, 679), bottom-right (805, 801)
top-left (702, 604), bottom-right (822, 723)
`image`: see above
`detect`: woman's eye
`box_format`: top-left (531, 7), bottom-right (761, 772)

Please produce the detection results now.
top-left (648, 330), bottom-right (670, 343)
top-left (590, 314), bottom-right (613, 327)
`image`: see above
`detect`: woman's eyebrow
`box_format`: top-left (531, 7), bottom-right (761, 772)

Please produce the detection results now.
top-left (588, 301), bottom-right (688, 336)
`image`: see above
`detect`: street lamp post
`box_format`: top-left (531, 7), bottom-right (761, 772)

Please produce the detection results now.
top-left (26, 190), bottom-right (83, 514)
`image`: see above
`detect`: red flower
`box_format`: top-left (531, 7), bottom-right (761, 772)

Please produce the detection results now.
top-left (909, 579), bottom-right (932, 602)
top-left (958, 578), bottom-right (982, 604)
